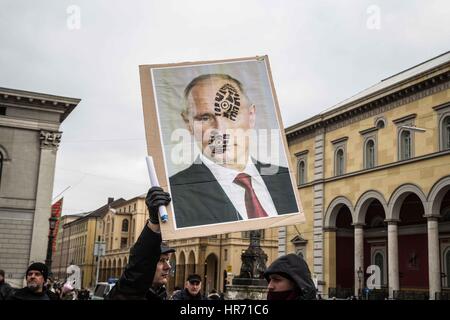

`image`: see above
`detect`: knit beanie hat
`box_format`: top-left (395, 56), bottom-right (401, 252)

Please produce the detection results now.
top-left (26, 262), bottom-right (49, 281)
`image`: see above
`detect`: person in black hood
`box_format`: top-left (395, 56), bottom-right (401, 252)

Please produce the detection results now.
top-left (264, 253), bottom-right (316, 300)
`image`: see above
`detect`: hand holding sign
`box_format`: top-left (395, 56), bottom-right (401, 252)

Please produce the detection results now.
top-left (145, 156), bottom-right (169, 223)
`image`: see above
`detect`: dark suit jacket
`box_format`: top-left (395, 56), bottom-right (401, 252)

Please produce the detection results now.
top-left (169, 159), bottom-right (298, 228)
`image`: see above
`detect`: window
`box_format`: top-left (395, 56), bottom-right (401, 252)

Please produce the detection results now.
top-left (134, 203), bottom-right (137, 211)
top-left (121, 219), bottom-right (129, 232)
top-left (435, 103), bottom-right (450, 151)
top-left (295, 151), bottom-right (308, 185)
top-left (400, 130), bottom-right (412, 160)
top-left (224, 249), bottom-right (228, 261)
top-left (365, 139), bottom-right (375, 169)
top-left (375, 118), bottom-right (386, 129)
top-left (443, 116), bottom-right (450, 150)
top-left (332, 137), bottom-right (347, 176)
top-left (393, 114), bottom-right (416, 160)
top-left (298, 160), bottom-right (306, 184)
top-left (120, 238), bottom-right (127, 249)
top-left (335, 148), bottom-right (344, 176)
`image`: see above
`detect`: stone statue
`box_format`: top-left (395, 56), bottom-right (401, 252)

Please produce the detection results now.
top-left (237, 230), bottom-right (267, 279)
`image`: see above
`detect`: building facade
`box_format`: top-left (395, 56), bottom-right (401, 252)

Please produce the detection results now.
top-left (94, 193), bottom-right (279, 295)
top-left (53, 197), bottom-right (126, 289)
top-left (0, 87), bottom-right (79, 287)
top-left (285, 52), bottom-right (450, 299)
top-left (98, 195), bottom-right (148, 284)
top-left (166, 229), bottom-right (279, 294)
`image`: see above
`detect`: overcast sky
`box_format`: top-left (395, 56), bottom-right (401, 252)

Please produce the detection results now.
top-left (1, 0), bottom-right (449, 215)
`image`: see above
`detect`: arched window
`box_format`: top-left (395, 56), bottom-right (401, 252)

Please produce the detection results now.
top-left (400, 130), bottom-right (411, 160)
top-left (298, 160), bottom-right (306, 185)
top-left (335, 148), bottom-right (345, 176)
top-left (365, 139), bottom-right (375, 169)
top-left (121, 219), bottom-right (129, 232)
top-left (376, 118), bottom-right (386, 129)
top-left (443, 116), bottom-right (450, 150)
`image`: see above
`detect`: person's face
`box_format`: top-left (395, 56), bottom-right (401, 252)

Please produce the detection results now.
top-left (185, 280), bottom-right (202, 296)
top-left (267, 274), bottom-right (295, 292)
top-left (26, 270), bottom-right (45, 292)
top-left (185, 78), bottom-right (256, 171)
top-left (152, 253), bottom-right (171, 287)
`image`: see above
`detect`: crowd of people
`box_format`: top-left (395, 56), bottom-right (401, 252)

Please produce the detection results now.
top-left (0, 264), bottom-right (91, 301)
top-left (1, 187), bottom-right (317, 301)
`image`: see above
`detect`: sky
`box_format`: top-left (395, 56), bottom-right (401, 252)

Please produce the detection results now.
top-left (1, 0), bottom-right (449, 215)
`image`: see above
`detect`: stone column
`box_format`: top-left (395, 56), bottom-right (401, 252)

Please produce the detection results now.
top-left (323, 228), bottom-right (337, 296)
top-left (29, 131), bottom-right (61, 264)
top-left (427, 216), bottom-right (441, 300)
top-left (353, 224), bottom-right (365, 297)
top-left (387, 220), bottom-right (400, 298)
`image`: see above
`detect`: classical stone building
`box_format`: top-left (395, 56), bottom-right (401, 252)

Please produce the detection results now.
top-left (284, 51), bottom-right (450, 299)
top-left (0, 87), bottom-right (80, 287)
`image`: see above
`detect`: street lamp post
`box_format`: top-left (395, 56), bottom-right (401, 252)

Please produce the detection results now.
top-left (45, 216), bottom-right (58, 277)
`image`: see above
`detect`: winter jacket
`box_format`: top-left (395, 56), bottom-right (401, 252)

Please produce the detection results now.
top-left (264, 253), bottom-right (317, 300)
top-left (171, 288), bottom-right (206, 300)
top-left (107, 225), bottom-right (165, 300)
top-left (0, 281), bottom-right (14, 300)
top-left (6, 287), bottom-right (50, 300)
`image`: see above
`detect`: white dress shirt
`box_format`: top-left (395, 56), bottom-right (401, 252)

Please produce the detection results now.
top-left (200, 154), bottom-right (278, 219)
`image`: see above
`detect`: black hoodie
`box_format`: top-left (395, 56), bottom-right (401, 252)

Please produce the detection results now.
top-left (264, 254), bottom-right (317, 300)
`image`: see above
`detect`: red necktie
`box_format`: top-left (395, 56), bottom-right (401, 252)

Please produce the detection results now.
top-left (233, 173), bottom-right (268, 219)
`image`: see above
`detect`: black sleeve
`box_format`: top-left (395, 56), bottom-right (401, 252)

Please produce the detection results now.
top-left (107, 224), bottom-right (162, 300)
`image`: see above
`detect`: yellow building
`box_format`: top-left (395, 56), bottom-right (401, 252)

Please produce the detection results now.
top-left (98, 195), bottom-right (148, 282)
top-left (167, 228), bottom-right (279, 294)
top-left (285, 51), bottom-right (450, 299)
top-left (53, 197), bottom-right (126, 289)
top-left (53, 213), bottom-right (85, 280)
top-left (95, 193), bottom-right (279, 295)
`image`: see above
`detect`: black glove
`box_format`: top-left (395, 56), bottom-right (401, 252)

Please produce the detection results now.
top-left (145, 186), bottom-right (171, 224)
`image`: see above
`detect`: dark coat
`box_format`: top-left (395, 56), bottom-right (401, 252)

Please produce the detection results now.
top-left (170, 160), bottom-right (298, 228)
top-left (171, 288), bottom-right (206, 300)
top-left (264, 254), bottom-right (317, 300)
top-left (107, 225), bottom-right (165, 300)
top-left (6, 287), bottom-right (50, 301)
top-left (0, 282), bottom-right (14, 300)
